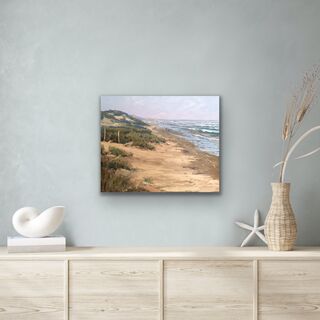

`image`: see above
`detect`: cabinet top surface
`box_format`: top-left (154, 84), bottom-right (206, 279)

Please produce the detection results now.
top-left (1, 246), bottom-right (320, 259)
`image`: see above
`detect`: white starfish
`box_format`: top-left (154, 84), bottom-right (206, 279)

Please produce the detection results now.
top-left (236, 209), bottom-right (267, 247)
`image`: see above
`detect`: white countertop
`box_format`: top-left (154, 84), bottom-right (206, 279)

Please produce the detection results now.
top-left (1, 246), bottom-right (320, 260)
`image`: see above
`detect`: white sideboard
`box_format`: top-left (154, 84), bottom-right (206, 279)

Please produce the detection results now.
top-left (1, 247), bottom-right (320, 320)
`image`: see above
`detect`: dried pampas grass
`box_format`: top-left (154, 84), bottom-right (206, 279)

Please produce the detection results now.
top-left (279, 65), bottom-right (320, 182)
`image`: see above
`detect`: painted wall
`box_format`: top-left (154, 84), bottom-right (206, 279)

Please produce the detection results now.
top-left (1, 0), bottom-right (320, 246)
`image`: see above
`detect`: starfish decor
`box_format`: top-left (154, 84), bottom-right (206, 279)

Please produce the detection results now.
top-left (236, 209), bottom-right (267, 247)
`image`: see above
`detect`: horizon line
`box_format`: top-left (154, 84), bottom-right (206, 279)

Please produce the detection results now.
top-left (101, 109), bottom-right (219, 121)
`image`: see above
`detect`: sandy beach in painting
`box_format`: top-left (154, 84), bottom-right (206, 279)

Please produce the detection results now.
top-left (100, 96), bottom-right (220, 192)
top-left (101, 125), bottom-right (219, 192)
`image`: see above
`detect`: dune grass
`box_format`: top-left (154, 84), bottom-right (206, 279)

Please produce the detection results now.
top-left (101, 168), bottom-right (145, 192)
top-left (143, 177), bottom-right (153, 185)
top-left (101, 127), bottom-right (165, 150)
top-left (109, 146), bottom-right (132, 157)
top-left (103, 158), bottom-right (132, 171)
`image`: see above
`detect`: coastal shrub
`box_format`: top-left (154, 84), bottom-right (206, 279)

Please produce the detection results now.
top-left (101, 167), bottom-right (146, 192)
top-left (150, 134), bottom-right (166, 144)
top-left (101, 127), bottom-right (165, 149)
top-left (101, 169), bottom-right (141, 192)
top-left (143, 177), bottom-right (153, 184)
top-left (132, 141), bottom-right (155, 150)
top-left (109, 146), bottom-right (132, 157)
top-left (104, 158), bottom-right (132, 171)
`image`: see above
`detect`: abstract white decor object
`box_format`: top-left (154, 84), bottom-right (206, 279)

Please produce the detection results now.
top-left (236, 209), bottom-right (267, 247)
top-left (12, 206), bottom-right (65, 238)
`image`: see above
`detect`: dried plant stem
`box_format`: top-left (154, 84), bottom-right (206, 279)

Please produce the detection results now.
top-left (279, 137), bottom-right (292, 182)
top-left (280, 125), bottom-right (320, 182)
top-left (278, 65), bottom-right (320, 181)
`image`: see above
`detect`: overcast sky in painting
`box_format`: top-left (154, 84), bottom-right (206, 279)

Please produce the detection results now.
top-left (101, 96), bottom-right (219, 120)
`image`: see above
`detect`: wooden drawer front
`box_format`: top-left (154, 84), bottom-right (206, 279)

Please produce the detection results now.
top-left (0, 260), bottom-right (64, 320)
top-left (259, 261), bottom-right (320, 320)
top-left (164, 260), bottom-right (253, 320)
top-left (69, 260), bottom-right (160, 320)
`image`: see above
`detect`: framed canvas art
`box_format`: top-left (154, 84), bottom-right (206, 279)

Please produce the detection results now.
top-left (100, 96), bottom-right (220, 192)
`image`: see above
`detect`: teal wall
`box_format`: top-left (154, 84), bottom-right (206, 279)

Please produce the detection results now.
top-left (1, 0), bottom-right (320, 246)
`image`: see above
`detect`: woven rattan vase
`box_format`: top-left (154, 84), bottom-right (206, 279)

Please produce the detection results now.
top-left (264, 183), bottom-right (297, 251)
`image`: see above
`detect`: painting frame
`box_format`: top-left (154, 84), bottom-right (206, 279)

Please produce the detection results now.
top-left (100, 96), bottom-right (220, 193)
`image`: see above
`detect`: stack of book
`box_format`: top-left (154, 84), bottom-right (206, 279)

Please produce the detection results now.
top-left (7, 236), bottom-right (66, 253)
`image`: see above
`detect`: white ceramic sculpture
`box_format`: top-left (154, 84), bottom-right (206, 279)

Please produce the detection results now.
top-left (12, 206), bottom-right (65, 238)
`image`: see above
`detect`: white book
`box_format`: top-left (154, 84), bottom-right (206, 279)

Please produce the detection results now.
top-left (7, 236), bottom-right (66, 253)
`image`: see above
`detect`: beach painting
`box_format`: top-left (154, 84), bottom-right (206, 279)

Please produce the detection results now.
top-left (100, 96), bottom-right (220, 192)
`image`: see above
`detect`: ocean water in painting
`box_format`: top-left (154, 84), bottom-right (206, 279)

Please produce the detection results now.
top-left (149, 119), bottom-right (220, 156)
